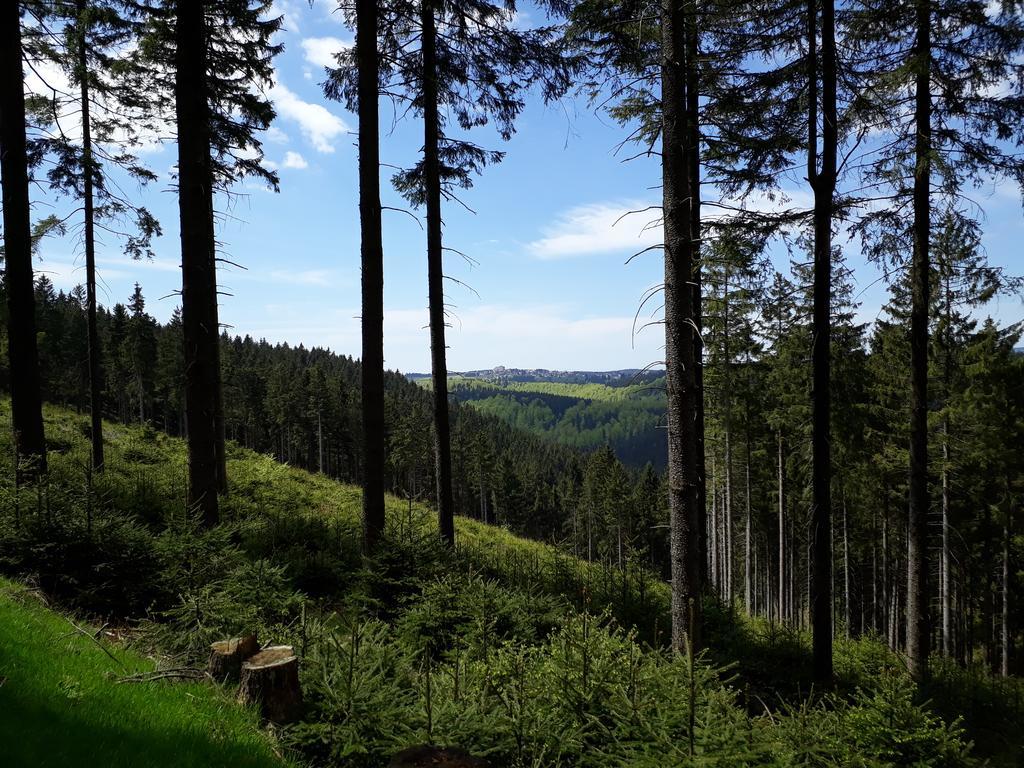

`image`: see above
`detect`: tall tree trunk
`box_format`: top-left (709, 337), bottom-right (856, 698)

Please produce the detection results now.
top-left (883, 489), bottom-right (891, 647)
top-left (940, 267), bottom-right (953, 656)
top-left (906, 0), bottom-right (932, 683)
top-left (982, 502), bottom-right (995, 668)
top-left (205, 201), bottom-right (226, 494)
top-left (212, 297), bottom-right (227, 492)
top-left (724, 428), bottom-right (733, 604)
top-left (1002, 490), bottom-right (1012, 677)
top-left (77, 2), bottom-right (104, 471)
top-left (843, 494), bottom-right (850, 637)
top-left (752, 534), bottom-right (758, 616)
top-left (421, 1), bottom-right (455, 546)
top-left (710, 454), bottom-right (718, 593)
top-left (723, 265), bottom-right (733, 606)
top-left (662, 0), bottom-right (702, 655)
top-left (744, 423), bottom-right (752, 615)
top-left (0, 1), bottom-right (47, 482)
top-left (872, 539), bottom-right (878, 634)
top-left (687, 12), bottom-right (707, 598)
top-left (789, 516), bottom-right (795, 625)
top-left (808, 0), bottom-right (838, 685)
top-left (175, 0), bottom-right (218, 525)
top-left (357, 0), bottom-right (386, 554)
top-left (778, 431), bottom-right (785, 622)
top-left (941, 418), bottom-right (951, 655)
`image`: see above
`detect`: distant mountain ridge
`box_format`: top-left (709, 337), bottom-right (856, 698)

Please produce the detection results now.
top-left (404, 367), bottom-right (664, 386)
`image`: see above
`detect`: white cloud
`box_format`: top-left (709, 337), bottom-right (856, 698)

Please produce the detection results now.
top-left (525, 192), bottom-right (818, 261)
top-left (272, 0), bottom-right (303, 33)
top-left (707, 186), bottom-right (815, 220)
top-left (527, 200), bottom-right (662, 260)
top-left (265, 125), bottom-right (289, 144)
top-left (282, 150), bottom-right (309, 169)
top-left (270, 80), bottom-right (349, 153)
top-left (301, 36), bottom-right (351, 69)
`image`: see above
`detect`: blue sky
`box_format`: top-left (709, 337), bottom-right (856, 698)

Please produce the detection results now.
top-left (31, 0), bottom-right (1024, 373)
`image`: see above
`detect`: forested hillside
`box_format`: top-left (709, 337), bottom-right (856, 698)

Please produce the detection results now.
top-left (11, 280), bottom-right (623, 544)
top-left (14, 270), bottom-right (1024, 673)
top-left (424, 375), bottom-right (669, 469)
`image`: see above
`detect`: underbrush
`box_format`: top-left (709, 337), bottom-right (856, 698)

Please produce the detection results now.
top-left (0, 401), bottom-right (1015, 766)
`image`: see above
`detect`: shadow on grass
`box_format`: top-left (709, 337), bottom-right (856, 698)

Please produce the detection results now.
top-left (0, 694), bottom-right (282, 768)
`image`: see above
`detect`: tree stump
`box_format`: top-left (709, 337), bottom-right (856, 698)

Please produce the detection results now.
top-left (389, 746), bottom-right (490, 768)
top-left (207, 633), bottom-right (259, 682)
top-left (237, 645), bottom-right (302, 723)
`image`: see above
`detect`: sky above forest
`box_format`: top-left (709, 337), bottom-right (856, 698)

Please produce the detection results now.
top-left (32, 0), bottom-right (1024, 373)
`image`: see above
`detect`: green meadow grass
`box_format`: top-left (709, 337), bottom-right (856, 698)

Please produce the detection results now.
top-left (0, 577), bottom-right (288, 768)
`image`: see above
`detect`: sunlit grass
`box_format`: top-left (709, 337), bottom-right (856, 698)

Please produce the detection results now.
top-left (0, 577), bottom-right (288, 768)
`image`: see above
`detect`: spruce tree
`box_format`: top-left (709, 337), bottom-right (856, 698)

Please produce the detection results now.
top-left (140, 0), bottom-right (281, 521)
top-left (0, 1), bottom-right (48, 482)
top-left (846, 0), bottom-right (1024, 681)
top-left (930, 209), bottom-right (1020, 657)
top-left (32, 0), bottom-right (161, 471)
top-left (171, 0), bottom-right (220, 524)
top-left (356, 0), bottom-right (387, 554)
top-left (704, 229), bottom-right (765, 611)
top-left (805, 0), bottom-right (839, 685)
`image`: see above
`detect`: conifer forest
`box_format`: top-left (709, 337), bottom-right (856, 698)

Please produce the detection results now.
top-left (2, 1), bottom-right (1024, 766)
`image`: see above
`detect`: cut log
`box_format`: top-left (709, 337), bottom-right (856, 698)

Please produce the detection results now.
top-left (238, 645), bottom-right (302, 723)
top-left (207, 633), bottom-right (259, 682)
top-left (389, 746), bottom-right (490, 768)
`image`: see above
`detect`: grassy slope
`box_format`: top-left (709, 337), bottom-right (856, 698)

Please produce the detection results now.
top-left (0, 577), bottom-right (287, 768)
top-left (25, 400), bottom-right (649, 627)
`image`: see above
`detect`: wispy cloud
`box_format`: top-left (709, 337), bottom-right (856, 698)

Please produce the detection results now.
top-left (528, 189), bottom-right (821, 261)
top-left (526, 200), bottom-right (662, 260)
